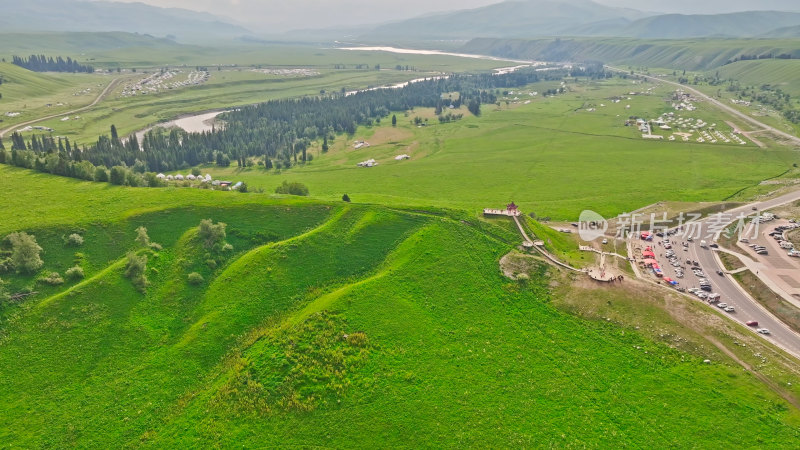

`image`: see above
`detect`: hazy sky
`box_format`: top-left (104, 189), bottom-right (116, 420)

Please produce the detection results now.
top-left (104, 0), bottom-right (800, 31)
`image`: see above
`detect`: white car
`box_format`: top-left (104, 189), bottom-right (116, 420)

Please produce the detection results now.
top-left (724, 306), bottom-right (735, 313)
top-left (757, 328), bottom-right (771, 335)
top-left (717, 303), bottom-right (728, 309)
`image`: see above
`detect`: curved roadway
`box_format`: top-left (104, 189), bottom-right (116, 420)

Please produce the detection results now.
top-left (647, 189), bottom-right (800, 359)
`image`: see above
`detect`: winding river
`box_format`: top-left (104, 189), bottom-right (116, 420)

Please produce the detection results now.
top-left (130, 47), bottom-right (543, 139)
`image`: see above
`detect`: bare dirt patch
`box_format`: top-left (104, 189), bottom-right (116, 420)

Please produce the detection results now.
top-left (499, 251), bottom-right (548, 280)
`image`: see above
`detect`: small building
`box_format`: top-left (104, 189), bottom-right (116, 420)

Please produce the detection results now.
top-left (166, 175), bottom-right (174, 181)
top-left (187, 174), bottom-right (196, 180)
top-left (175, 174), bottom-right (185, 181)
top-left (156, 173), bottom-right (166, 179)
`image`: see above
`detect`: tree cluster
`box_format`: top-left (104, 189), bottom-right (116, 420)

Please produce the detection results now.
top-left (0, 68), bottom-right (572, 187)
top-left (12, 55), bottom-right (94, 73)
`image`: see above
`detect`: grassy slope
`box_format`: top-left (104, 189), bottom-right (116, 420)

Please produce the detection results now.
top-left (154, 217), bottom-right (800, 446)
top-left (0, 62), bottom-right (113, 130)
top-left (1, 172), bottom-right (799, 446)
top-left (715, 59), bottom-right (800, 97)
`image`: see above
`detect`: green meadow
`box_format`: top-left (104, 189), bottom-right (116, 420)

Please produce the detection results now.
top-left (194, 78), bottom-right (799, 220)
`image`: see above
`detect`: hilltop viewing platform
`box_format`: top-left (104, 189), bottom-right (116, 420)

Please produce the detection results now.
top-left (483, 202), bottom-right (521, 217)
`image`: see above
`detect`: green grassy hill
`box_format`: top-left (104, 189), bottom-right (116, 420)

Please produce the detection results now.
top-left (715, 59), bottom-right (800, 97)
top-left (462, 37), bottom-right (800, 70)
top-left (0, 32), bottom-right (187, 57)
top-left (1, 165), bottom-right (800, 446)
top-left (0, 61), bottom-right (84, 100)
top-left (617, 12), bottom-right (800, 39)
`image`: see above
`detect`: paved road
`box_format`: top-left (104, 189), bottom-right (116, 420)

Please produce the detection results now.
top-left (0, 77), bottom-right (122, 138)
top-left (645, 189), bottom-right (800, 358)
top-left (605, 66), bottom-right (800, 147)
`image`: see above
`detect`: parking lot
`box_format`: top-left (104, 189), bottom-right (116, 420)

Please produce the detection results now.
top-left (635, 232), bottom-right (739, 312)
top-left (737, 217), bottom-right (800, 300)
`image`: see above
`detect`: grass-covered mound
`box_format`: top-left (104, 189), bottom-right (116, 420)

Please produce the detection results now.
top-left (1, 187), bottom-right (799, 446)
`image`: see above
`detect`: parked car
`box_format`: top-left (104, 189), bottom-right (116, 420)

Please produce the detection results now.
top-left (757, 328), bottom-right (771, 335)
top-left (716, 270), bottom-right (724, 276)
top-left (746, 320), bottom-right (759, 327)
top-left (724, 306), bottom-right (735, 313)
top-left (717, 303), bottom-right (728, 308)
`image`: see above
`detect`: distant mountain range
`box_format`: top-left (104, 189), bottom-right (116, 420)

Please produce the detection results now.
top-left (353, 0), bottom-right (650, 40)
top-left (0, 0), bottom-right (251, 43)
top-left (2, 0), bottom-right (799, 45)
top-left (308, 0), bottom-right (800, 41)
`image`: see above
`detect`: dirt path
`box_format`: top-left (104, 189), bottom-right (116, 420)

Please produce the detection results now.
top-left (705, 335), bottom-right (800, 410)
top-left (725, 120), bottom-right (766, 148)
top-left (0, 77), bottom-right (123, 138)
top-left (606, 66), bottom-right (800, 147)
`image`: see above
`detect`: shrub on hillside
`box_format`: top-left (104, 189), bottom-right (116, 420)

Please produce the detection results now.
top-left (135, 226), bottom-right (150, 247)
top-left (187, 272), bottom-right (204, 285)
top-left (5, 232), bottom-right (43, 274)
top-left (0, 258), bottom-right (10, 274)
top-left (39, 272), bottom-right (64, 286)
top-left (124, 252), bottom-right (148, 293)
top-left (65, 265), bottom-right (84, 281)
top-left (94, 166), bottom-right (109, 182)
top-left (66, 233), bottom-right (84, 247)
top-left (109, 166), bottom-right (127, 185)
top-left (198, 219), bottom-right (228, 251)
top-left (275, 181), bottom-right (309, 196)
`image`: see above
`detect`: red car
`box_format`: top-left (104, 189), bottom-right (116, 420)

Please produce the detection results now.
top-left (746, 321), bottom-right (759, 327)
